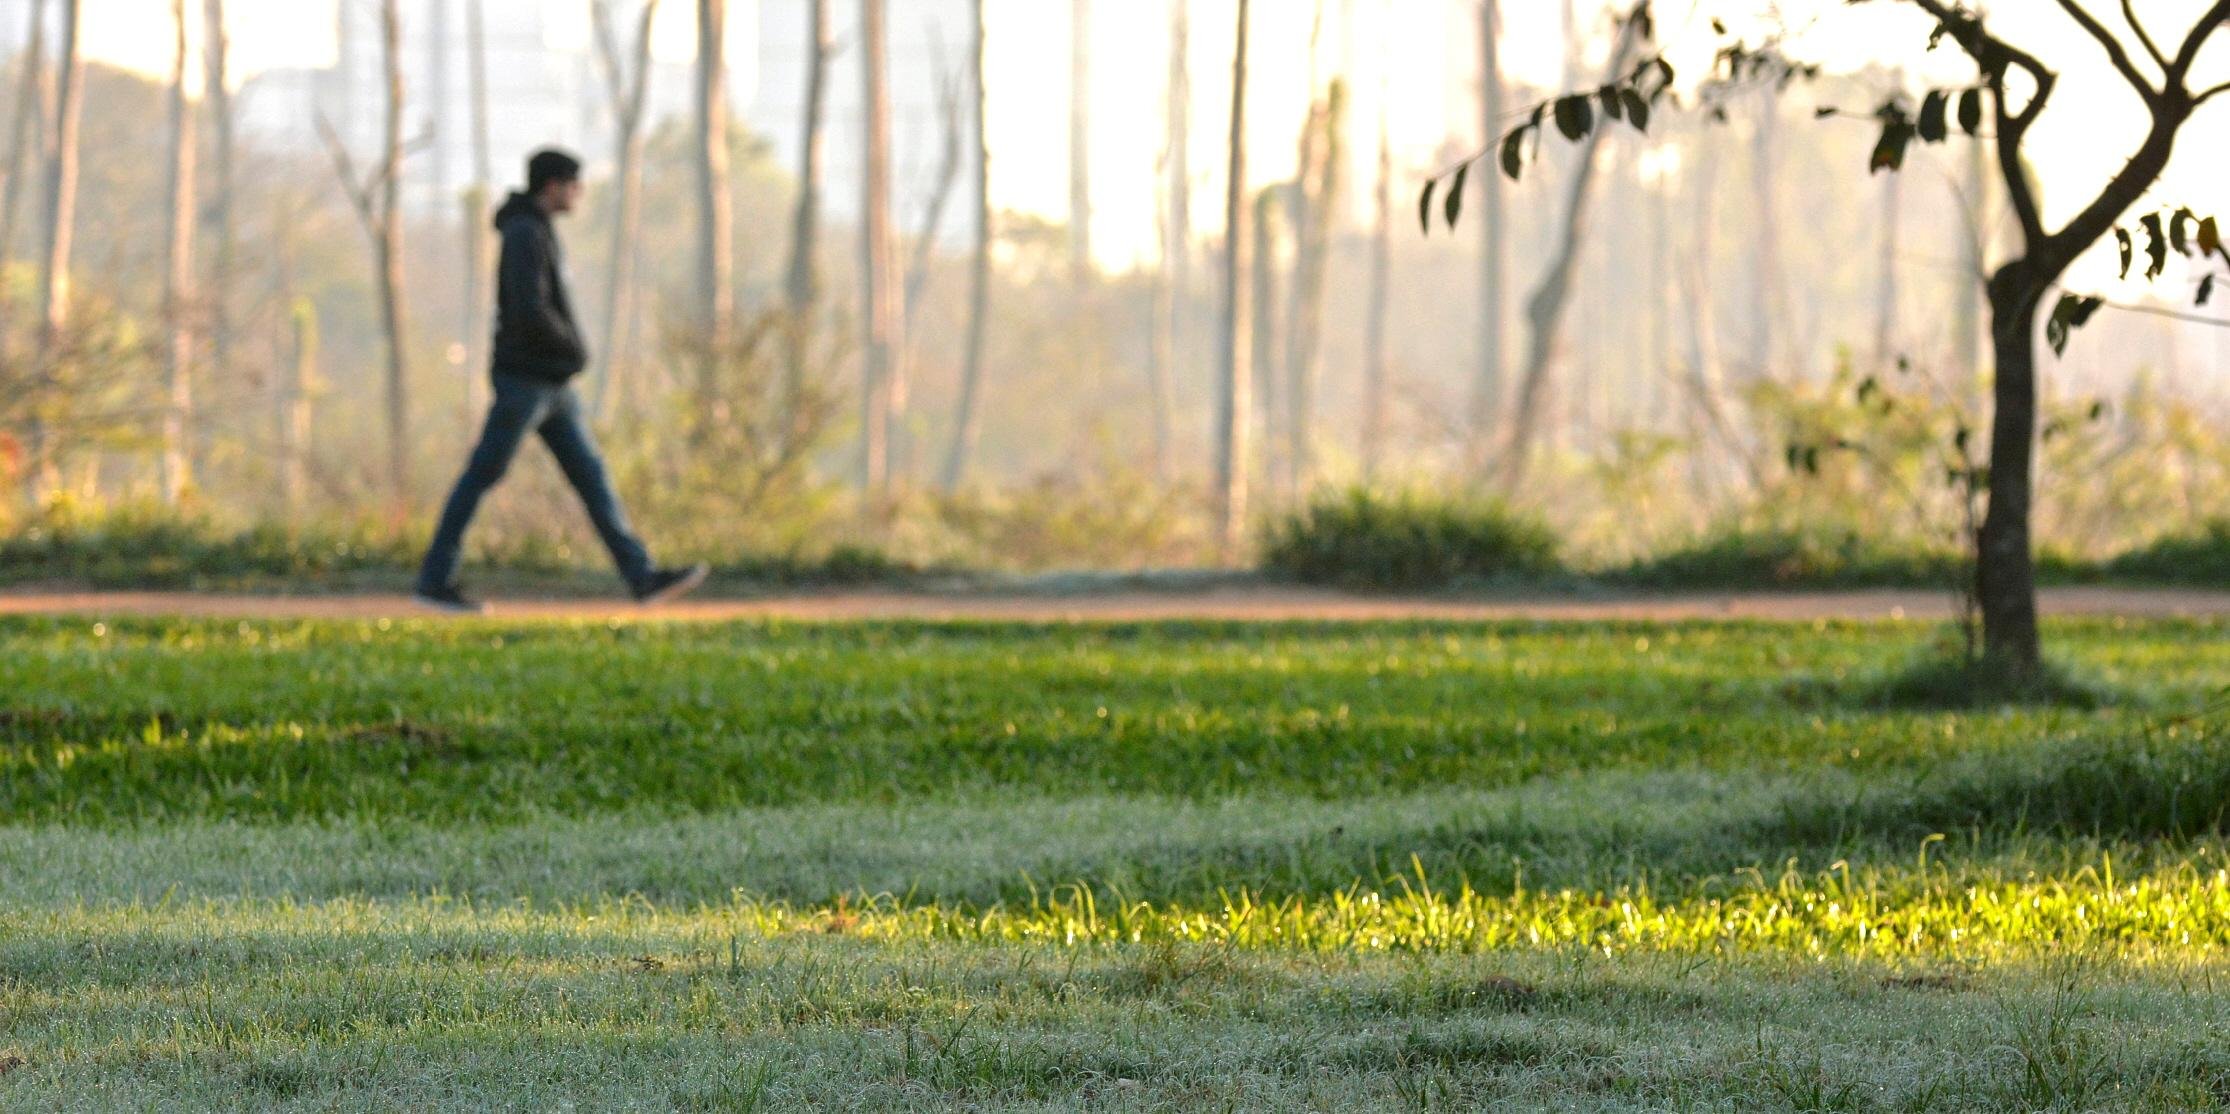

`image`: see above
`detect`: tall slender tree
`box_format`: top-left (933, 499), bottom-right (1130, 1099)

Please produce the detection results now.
top-left (1498, 8), bottom-right (1644, 486)
top-left (1284, 79), bottom-right (1344, 495)
top-left (781, 0), bottom-right (832, 435)
top-left (1467, 0), bottom-right (1506, 467)
top-left (162, 0), bottom-right (199, 504)
top-left (940, 0), bottom-right (993, 492)
top-left (26, 0), bottom-right (85, 505)
top-left (1213, 0), bottom-right (1252, 559)
top-left (1746, 84), bottom-right (1783, 379)
top-left (460, 0), bottom-right (492, 419)
top-left (0, 0), bottom-right (50, 314)
top-left (592, 0), bottom-right (660, 418)
top-left (1145, 0), bottom-right (1190, 483)
top-left (857, 0), bottom-right (903, 501)
top-left (695, 0), bottom-right (734, 351)
top-left (1068, 0), bottom-right (1092, 287)
top-left (1360, 38), bottom-right (1394, 480)
top-left (202, 0), bottom-right (233, 401)
top-left (318, 0), bottom-right (411, 505)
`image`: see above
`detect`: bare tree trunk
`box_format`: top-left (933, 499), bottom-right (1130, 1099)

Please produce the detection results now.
top-left (1360, 72), bottom-right (1392, 481)
top-left (1068, 0), bottom-right (1091, 288)
top-left (1467, 0), bottom-right (1505, 466)
top-left (284, 297), bottom-right (318, 512)
top-left (1145, 0), bottom-right (1189, 483)
top-left (162, 0), bottom-right (199, 505)
top-left (26, 0), bottom-right (85, 506)
top-left (1498, 16), bottom-right (1641, 488)
top-left (203, 0), bottom-right (233, 409)
top-left (1284, 80), bottom-right (1342, 496)
top-left (782, 0), bottom-right (831, 435)
top-left (1746, 86), bottom-right (1782, 380)
top-left (901, 61), bottom-right (965, 327)
top-left (1212, 0), bottom-right (1252, 559)
top-left (1952, 133), bottom-right (1988, 410)
top-left (858, 0), bottom-right (902, 502)
top-left (593, 0), bottom-right (659, 419)
top-left (462, 0), bottom-right (492, 419)
top-left (1250, 187), bottom-right (1284, 496)
top-left (426, 0), bottom-right (450, 198)
top-left (0, 0), bottom-right (49, 309)
top-left (695, 0), bottom-right (733, 351)
top-left (1872, 166), bottom-right (1901, 370)
top-left (375, 0), bottom-right (410, 506)
top-left (940, 0), bottom-right (992, 493)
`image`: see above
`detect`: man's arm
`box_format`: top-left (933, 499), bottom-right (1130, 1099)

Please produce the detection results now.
top-left (498, 222), bottom-right (586, 359)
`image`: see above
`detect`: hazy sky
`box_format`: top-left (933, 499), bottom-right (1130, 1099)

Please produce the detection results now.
top-left (60, 0), bottom-right (2230, 291)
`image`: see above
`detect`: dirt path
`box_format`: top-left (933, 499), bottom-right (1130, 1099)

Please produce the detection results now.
top-left (4, 586), bottom-right (2230, 623)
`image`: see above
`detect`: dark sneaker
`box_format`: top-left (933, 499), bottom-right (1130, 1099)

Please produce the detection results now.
top-left (633, 563), bottom-right (709, 606)
top-left (413, 584), bottom-right (490, 615)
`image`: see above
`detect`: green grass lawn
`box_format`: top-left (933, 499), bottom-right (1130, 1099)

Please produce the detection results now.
top-left (8, 616), bottom-right (2230, 1110)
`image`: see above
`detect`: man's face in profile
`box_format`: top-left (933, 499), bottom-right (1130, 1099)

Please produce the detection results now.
top-left (542, 178), bottom-right (584, 216)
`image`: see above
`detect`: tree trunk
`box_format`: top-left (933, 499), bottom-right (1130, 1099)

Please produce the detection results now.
top-left (1746, 86), bottom-right (1782, 380)
top-left (858, 0), bottom-right (902, 503)
top-left (1068, 0), bottom-right (1091, 288)
top-left (0, 0), bottom-right (49, 315)
top-left (376, 0), bottom-right (410, 506)
top-left (940, 0), bottom-right (992, 493)
top-left (1145, 0), bottom-right (1189, 483)
top-left (462, 0), bottom-right (492, 419)
top-left (1952, 134), bottom-right (1988, 411)
top-left (1977, 266), bottom-right (2045, 673)
top-left (1212, 0), bottom-right (1252, 560)
top-left (162, 0), bottom-right (198, 505)
top-left (1467, 0), bottom-right (1504, 465)
top-left (203, 0), bottom-right (233, 410)
top-left (1250, 186), bottom-right (1284, 496)
top-left (695, 0), bottom-right (733, 350)
top-left (284, 297), bottom-right (318, 512)
top-left (781, 0), bottom-right (831, 436)
top-left (26, 0), bottom-right (84, 506)
top-left (1872, 165), bottom-right (1900, 370)
top-left (594, 0), bottom-right (658, 419)
top-left (1284, 80), bottom-right (1342, 496)
top-left (1360, 76), bottom-right (1392, 482)
top-left (1498, 16), bottom-right (1639, 488)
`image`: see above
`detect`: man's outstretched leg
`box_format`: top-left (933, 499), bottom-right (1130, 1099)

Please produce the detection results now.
top-left (416, 377), bottom-right (552, 613)
top-left (537, 386), bottom-right (706, 604)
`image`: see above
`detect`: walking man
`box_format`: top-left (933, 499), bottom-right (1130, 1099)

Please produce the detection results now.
top-left (416, 149), bottom-right (706, 613)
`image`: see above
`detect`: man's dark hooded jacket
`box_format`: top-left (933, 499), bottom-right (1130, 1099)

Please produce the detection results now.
top-left (491, 191), bottom-right (588, 384)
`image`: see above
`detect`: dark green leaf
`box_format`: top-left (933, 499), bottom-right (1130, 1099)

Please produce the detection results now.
top-left (1599, 87), bottom-right (1624, 121)
top-left (1624, 90), bottom-right (1651, 132)
top-left (1444, 163), bottom-right (1468, 229)
top-left (2141, 213), bottom-right (2169, 279)
top-left (1419, 178), bottom-right (1436, 235)
top-left (2068, 296), bottom-right (2104, 328)
top-left (1869, 120), bottom-right (1915, 173)
top-left (1499, 127), bottom-right (1526, 180)
top-left (1957, 88), bottom-right (1983, 135)
top-left (2200, 216), bottom-right (2223, 259)
top-left (2200, 273), bottom-right (2217, 307)
top-left (2116, 228), bottom-right (2134, 280)
top-left (1553, 95), bottom-right (1593, 141)
top-left (1917, 90), bottom-right (1949, 143)
top-left (2171, 208), bottom-right (2196, 256)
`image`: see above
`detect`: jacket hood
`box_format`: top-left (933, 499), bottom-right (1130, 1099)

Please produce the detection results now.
top-left (493, 192), bottom-right (546, 232)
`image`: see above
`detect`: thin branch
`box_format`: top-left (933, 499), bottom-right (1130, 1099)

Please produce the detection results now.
top-left (2121, 0), bottom-right (2169, 70)
top-left (2169, 1), bottom-right (2230, 80)
top-left (1900, 0), bottom-right (2053, 88)
top-left (2054, 0), bottom-right (2156, 100)
top-left (2198, 79), bottom-right (2230, 105)
top-left (312, 110), bottom-right (376, 227)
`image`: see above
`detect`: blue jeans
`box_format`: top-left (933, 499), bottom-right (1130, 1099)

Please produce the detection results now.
top-left (418, 373), bottom-right (654, 592)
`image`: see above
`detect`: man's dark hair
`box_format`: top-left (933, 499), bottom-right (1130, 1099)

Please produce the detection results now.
top-left (527, 148), bottom-right (583, 193)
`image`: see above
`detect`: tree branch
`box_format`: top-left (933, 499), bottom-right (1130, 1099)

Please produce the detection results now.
top-left (1899, 0), bottom-right (2052, 87)
top-left (2121, 0), bottom-right (2169, 70)
top-left (2169, 1), bottom-right (2230, 81)
top-left (2198, 79), bottom-right (2230, 105)
top-left (2054, 0), bottom-right (2156, 100)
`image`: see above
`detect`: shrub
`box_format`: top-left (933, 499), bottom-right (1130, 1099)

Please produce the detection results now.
top-left (1259, 489), bottom-right (1560, 590)
top-left (2105, 520), bottom-right (2230, 585)
top-left (1607, 525), bottom-right (1963, 590)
